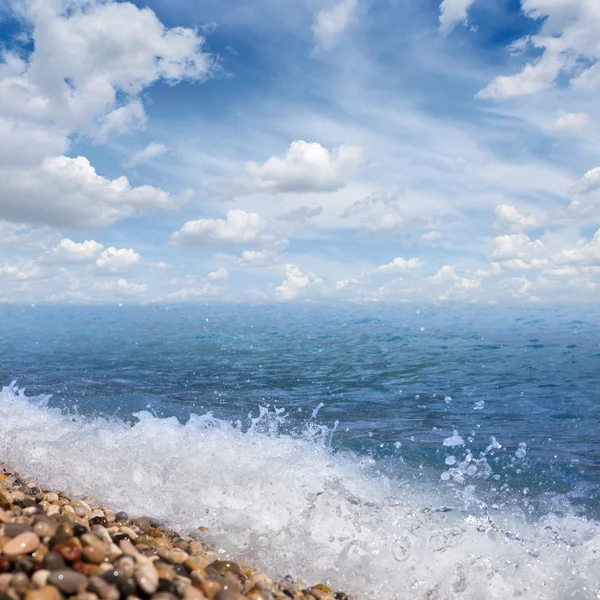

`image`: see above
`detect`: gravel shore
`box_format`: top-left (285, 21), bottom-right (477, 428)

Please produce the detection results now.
top-left (0, 464), bottom-right (350, 600)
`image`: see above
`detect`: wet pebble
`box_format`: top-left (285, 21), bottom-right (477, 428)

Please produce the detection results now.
top-left (3, 532), bottom-right (40, 556)
top-left (48, 569), bottom-right (88, 594)
top-left (24, 585), bottom-right (62, 600)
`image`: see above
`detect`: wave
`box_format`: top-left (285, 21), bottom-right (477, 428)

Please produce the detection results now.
top-left (0, 382), bottom-right (599, 600)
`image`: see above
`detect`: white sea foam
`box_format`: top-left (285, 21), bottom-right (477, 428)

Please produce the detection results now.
top-left (1, 383), bottom-right (599, 600)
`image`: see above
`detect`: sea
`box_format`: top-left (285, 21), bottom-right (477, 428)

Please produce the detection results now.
top-left (1, 303), bottom-right (600, 599)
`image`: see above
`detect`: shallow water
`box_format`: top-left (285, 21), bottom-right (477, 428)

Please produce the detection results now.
top-left (1, 304), bottom-right (600, 599)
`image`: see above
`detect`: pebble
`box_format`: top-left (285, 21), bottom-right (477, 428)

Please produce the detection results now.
top-left (31, 570), bottom-right (51, 588)
top-left (47, 569), bottom-right (88, 594)
top-left (0, 524), bottom-right (32, 538)
top-left (209, 561), bottom-right (241, 576)
top-left (3, 532), bottom-right (41, 556)
top-left (134, 565), bottom-right (159, 594)
top-left (25, 585), bottom-right (62, 600)
top-left (0, 464), bottom-right (352, 600)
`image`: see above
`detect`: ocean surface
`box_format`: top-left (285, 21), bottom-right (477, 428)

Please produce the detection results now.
top-left (1, 303), bottom-right (600, 599)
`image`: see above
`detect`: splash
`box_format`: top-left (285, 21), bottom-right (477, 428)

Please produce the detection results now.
top-left (1, 383), bottom-right (599, 600)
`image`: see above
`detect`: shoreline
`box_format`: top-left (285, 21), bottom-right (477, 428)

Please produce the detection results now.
top-left (0, 463), bottom-right (350, 600)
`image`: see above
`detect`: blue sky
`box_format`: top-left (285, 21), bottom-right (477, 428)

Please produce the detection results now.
top-left (0, 0), bottom-right (599, 304)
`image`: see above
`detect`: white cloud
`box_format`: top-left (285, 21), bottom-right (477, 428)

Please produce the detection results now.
top-left (167, 283), bottom-right (223, 301)
top-left (553, 113), bottom-right (591, 134)
top-left (375, 257), bottom-right (423, 275)
top-left (555, 229), bottom-right (600, 265)
top-left (489, 233), bottom-right (546, 263)
top-left (493, 204), bottom-right (545, 233)
top-left (312, 0), bottom-right (358, 51)
top-left (41, 238), bottom-right (104, 264)
top-left (276, 264), bottom-right (324, 300)
top-left (97, 100), bottom-right (147, 141)
top-left (569, 167), bottom-right (600, 195)
top-left (170, 210), bottom-right (284, 247)
top-left (364, 212), bottom-right (407, 234)
top-left (208, 267), bottom-right (229, 280)
top-left (1, 261), bottom-right (42, 281)
top-left (478, 0), bottom-right (600, 99)
top-left (0, 0), bottom-right (210, 229)
top-left (128, 142), bottom-right (169, 167)
top-left (96, 247), bottom-right (141, 274)
top-left (237, 249), bottom-right (283, 269)
top-left (439, 0), bottom-right (477, 34)
top-left (225, 141), bottom-right (363, 196)
top-left (419, 231), bottom-right (443, 245)
top-left (431, 265), bottom-right (459, 283)
top-left (1, 155), bottom-right (191, 229)
top-left (94, 278), bottom-right (147, 295)
top-left (0, 0), bottom-right (215, 131)
top-left (474, 263), bottom-right (503, 278)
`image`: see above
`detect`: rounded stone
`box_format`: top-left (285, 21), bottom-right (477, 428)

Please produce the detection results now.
top-left (114, 512), bottom-right (128, 523)
top-left (87, 575), bottom-right (120, 600)
top-left (25, 585), bottom-right (62, 600)
top-left (47, 569), bottom-right (88, 594)
top-left (53, 539), bottom-right (82, 562)
top-left (1, 523), bottom-right (33, 538)
top-left (34, 520), bottom-right (57, 539)
top-left (43, 551), bottom-right (66, 571)
top-left (32, 570), bottom-right (51, 588)
top-left (208, 561), bottom-right (241, 576)
top-left (82, 544), bottom-right (107, 565)
top-left (135, 564), bottom-right (159, 594)
top-left (3, 532), bottom-right (41, 556)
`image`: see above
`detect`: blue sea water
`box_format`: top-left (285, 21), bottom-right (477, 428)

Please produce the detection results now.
top-left (1, 303), bottom-right (600, 599)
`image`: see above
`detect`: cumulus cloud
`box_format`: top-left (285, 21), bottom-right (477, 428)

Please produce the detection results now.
top-left (276, 264), bottom-right (325, 301)
top-left (1, 155), bottom-right (191, 229)
top-left (237, 249), bottom-right (283, 269)
top-left (96, 248), bottom-right (141, 274)
top-left (207, 267), bottom-right (229, 280)
top-left (375, 257), bottom-right (423, 275)
top-left (439, 0), bottom-right (477, 34)
top-left (569, 167), bottom-right (600, 195)
top-left (40, 239), bottom-right (104, 264)
top-left (312, 0), bottom-right (358, 51)
top-left (478, 0), bottom-right (600, 99)
top-left (431, 265), bottom-right (459, 283)
top-left (127, 142), bottom-right (169, 167)
top-left (170, 210), bottom-right (285, 248)
top-left (493, 205), bottom-right (545, 233)
top-left (1, 261), bottom-right (42, 282)
top-left (0, 0), bottom-right (215, 131)
top-left (279, 206), bottom-right (323, 222)
top-left (555, 229), bottom-right (600, 265)
top-left (489, 233), bottom-right (545, 262)
top-left (221, 141), bottom-right (363, 197)
top-left (553, 113), bottom-right (591, 134)
top-left (0, 0), bottom-right (210, 229)
top-left (94, 279), bottom-right (147, 295)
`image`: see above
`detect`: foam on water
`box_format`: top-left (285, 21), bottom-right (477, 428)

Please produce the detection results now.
top-left (1, 383), bottom-right (600, 600)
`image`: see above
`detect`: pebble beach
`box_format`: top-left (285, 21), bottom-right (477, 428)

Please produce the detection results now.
top-left (0, 463), bottom-right (349, 600)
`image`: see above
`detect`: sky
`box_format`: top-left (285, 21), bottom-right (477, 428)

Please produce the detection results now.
top-left (0, 0), bottom-right (599, 305)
